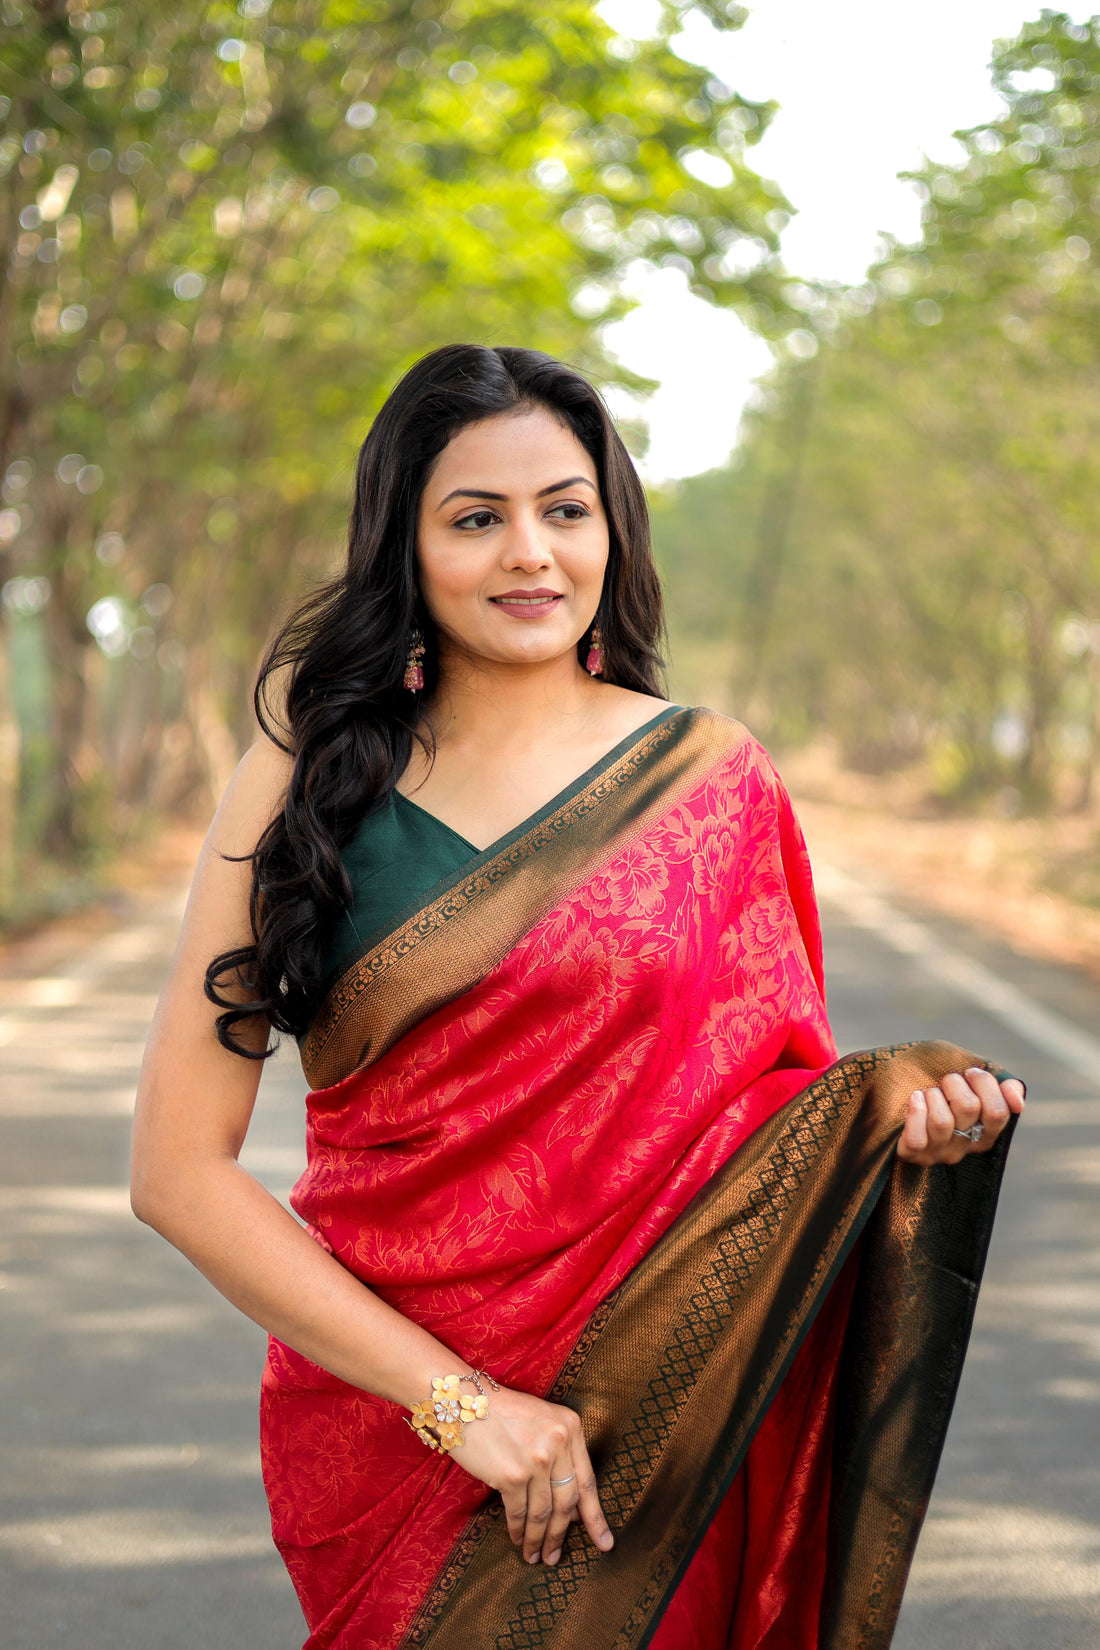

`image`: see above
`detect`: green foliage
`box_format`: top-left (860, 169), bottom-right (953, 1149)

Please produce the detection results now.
top-left (657, 10), bottom-right (1100, 813)
top-left (0, 0), bottom-right (788, 909)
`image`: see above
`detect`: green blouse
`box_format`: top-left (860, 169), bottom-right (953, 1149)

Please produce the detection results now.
top-left (320, 791), bottom-right (478, 994)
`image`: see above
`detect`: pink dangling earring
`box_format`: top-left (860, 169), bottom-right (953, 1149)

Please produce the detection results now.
top-left (402, 626), bottom-right (425, 692)
top-left (585, 622), bottom-right (604, 677)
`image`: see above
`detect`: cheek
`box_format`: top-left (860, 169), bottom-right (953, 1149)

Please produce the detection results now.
top-left (566, 523), bottom-right (610, 582)
top-left (416, 535), bottom-right (483, 603)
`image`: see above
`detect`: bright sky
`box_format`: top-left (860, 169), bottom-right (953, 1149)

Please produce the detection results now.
top-left (598, 0), bottom-right (1089, 480)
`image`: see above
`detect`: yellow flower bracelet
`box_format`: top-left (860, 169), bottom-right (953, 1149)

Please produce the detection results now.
top-left (407, 1369), bottom-right (498, 1454)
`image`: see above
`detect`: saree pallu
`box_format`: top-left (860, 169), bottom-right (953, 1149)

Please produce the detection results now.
top-left (259, 708), bottom-right (1016, 1650)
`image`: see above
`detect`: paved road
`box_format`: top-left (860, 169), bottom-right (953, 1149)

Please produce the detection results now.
top-left (1, 857), bottom-right (1098, 1649)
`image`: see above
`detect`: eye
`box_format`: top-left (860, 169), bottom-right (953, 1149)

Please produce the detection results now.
top-left (548, 501), bottom-right (590, 521)
top-left (454, 508), bottom-right (499, 531)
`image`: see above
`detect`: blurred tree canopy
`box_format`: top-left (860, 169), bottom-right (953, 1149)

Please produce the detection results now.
top-left (655, 10), bottom-right (1100, 817)
top-left (0, 0), bottom-right (788, 921)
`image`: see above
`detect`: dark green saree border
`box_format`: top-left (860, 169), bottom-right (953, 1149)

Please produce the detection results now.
top-left (399, 1039), bottom-right (1018, 1650)
top-left (820, 1069), bottom-right (1019, 1647)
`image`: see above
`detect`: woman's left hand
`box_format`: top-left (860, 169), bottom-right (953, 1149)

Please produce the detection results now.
top-left (896, 1066), bottom-right (1025, 1165)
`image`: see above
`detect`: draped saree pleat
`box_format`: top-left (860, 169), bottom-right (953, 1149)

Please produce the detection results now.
top-left (260, 708), bottom-right (1017, 1650)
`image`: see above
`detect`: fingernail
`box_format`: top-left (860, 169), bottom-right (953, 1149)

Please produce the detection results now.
top-left (599, 1531), bottom-right (614, 1550)
top-left (547, 1550), bottom-right (561, 1565)
top-left (910, 1089), bottom-right (925, 1105)
top-left (527, 1552), bottom-right (539, 1564)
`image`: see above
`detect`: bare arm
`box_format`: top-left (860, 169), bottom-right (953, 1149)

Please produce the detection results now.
top-left (131, 739), bottom-right (612, 1567)
top-left (131, 738), bottom-right (448, 1401)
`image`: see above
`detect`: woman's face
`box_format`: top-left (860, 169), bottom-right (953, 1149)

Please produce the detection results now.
top-left (416, 405), bottom-right (609, 676)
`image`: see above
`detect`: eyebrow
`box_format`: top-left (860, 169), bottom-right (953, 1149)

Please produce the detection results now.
top-left (436, 476), bottom-right (598, 508)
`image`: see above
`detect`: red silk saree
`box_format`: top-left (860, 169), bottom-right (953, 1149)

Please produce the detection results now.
top-left (259, 707), bottom-right (1016, 1649)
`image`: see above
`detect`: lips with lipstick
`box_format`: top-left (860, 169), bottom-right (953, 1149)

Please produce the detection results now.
top-left (488, 587), bottom-right (566, 616)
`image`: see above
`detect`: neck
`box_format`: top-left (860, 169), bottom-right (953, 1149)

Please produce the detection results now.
top-left (424, 648), bottom-right (604, 751)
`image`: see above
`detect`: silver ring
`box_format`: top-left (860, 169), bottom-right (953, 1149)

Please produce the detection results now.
top-left (550, 1474), bottom-right (575, 1487)
top-left (952, 1122), bottom-right (985, 1143)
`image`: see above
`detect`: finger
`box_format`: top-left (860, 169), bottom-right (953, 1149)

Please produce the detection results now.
top-left (523, 1476), bottom-right (553, 1564)
top-left (941, 1070), bottom-right (982, 1131)
top-left (924, 1084), bottom-right (956, 1148)
top-left (962, 1066), bottom-right (1003, 1107)
top-left (963, 1066), bottom-right (1009, 1150)
top-left (999, 1076), bottom-right (1027, 1112)
top-left (898, 1090), bottom-right (929, 1161)
top-left (502, 1485), bottom-right (527, 1550)
top-left (541, 1465), bottom-right (579, 1565)
top-left (964, 1065), bottom-right (1026, 1113)
top-left (572, 1439), bottom-right (614, 1553)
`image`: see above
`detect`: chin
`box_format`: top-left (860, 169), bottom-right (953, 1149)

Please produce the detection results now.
top-left (488, 638), bottom-right (578, 668)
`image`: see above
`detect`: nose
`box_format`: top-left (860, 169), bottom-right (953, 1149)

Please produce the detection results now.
top-left (500, 507), bottom-right (553, 572)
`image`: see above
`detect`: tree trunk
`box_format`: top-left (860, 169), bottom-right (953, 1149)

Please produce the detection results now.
top-left (40, 507), bottom-right (100, 858)
top-left (0, 626), bottom-right (20, 916)
top-left (735, 356), bottom-right (820, 726)
top-left (1017, 602), bottom-right (1058, 809)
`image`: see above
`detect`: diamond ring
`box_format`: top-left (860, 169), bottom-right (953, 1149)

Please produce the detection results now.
top-left (952, 1122), bottom-right (985, 1143)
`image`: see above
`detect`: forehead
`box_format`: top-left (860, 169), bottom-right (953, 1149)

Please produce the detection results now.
top-left (427, 407), bottom-right (597, 496)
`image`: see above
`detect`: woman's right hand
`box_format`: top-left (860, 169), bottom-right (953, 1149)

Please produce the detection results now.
top-left (452, 1384), bottom-right (615, 1567)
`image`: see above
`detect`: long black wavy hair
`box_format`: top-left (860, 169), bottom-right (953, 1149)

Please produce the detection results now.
top-left (205, 344), bottom-right (667, 1057)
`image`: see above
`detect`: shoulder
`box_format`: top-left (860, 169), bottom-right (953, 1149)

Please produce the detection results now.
top-left (206, 734), bottom-right (295, 860)
top-left (594, 685), bottom-right (678, 741)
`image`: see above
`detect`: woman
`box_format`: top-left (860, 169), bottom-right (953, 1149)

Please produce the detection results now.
top-left (132, 344), bottom-right (1025, 1650)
